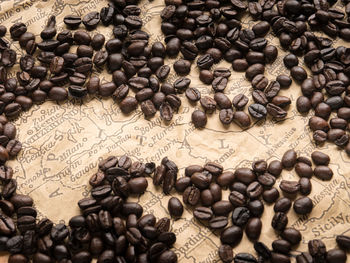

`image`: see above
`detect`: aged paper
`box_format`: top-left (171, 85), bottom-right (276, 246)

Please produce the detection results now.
top-left (0, 0), bottom-right (349, 262)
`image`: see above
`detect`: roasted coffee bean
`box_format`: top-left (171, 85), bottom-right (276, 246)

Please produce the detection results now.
top-left (272, 239), bottom-right (292, 254)
top-left (282, 149), bottom-right (297, 168)
top-left (291, 66), bottom-right (307, 82)
top-left (252, 75), bottom-right (268, 91)
top-left (245, 217), bottom-right (262, 240)
top-left (233, 111), bottom-right (251, 127)
top-left (212, 77), bottom-right (228, 92)
top-left (234, 253), bottom-right (257, 263)
top-left (64, 15), bottom-right (81, 28)
top-left (82, 12), bottom-right (100, 29)
top-left (248, 200), bottom-right (264, 217)
top-left (271, 212), bottom-right (288, 231)
top-left (281, 227), bottom-right (302, 245)
top-left (336, 235), bottom-right (350, 250)
top-left (326, 249), bottom-right (347, 263)
top-left (271, 252), bottom-right (291, 263)
top-left (219, 244), bottom-right (234, 263)
top-left (280, 180), bottom-right (300, 194)
top-left (248, 103), bottom-right (267, 119)
top-left (220, 225), bottom-right (243, 246)
top-left (232, 94), bottom-right (248, 109)
top-left (209, 216), bottom-right (228, 229)
top-left (308, 239), bottom-right (327, 262)
top-left (314, 165), bottom-right (333, 180)
top-left (10, 23), bottom-right (27, 39)
top-left (299, 177), bottom-right (312, 195)
top-left (263, 188), bottom-right (279, 203)
top-left (311, 151), bottom-right (330, 165)
top-left (168, 197), bottom-right (183, 218)
top-left (274, 198), bottom-right (291, 213)
top-left (232, 59), bottom-right (249, 71)
top-left (191, 110), bottom-right (207, 128)
top-left (183, 186), bottom-right (200, 206)
top-left (245, 64), bottom-right (265, 80)
top-left (232, 207), bottom-right (250, 226)
top-left (293, 196), bottom-right (313, 214)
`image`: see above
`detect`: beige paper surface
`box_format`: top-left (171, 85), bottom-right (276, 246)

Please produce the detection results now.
top-left (0, 0), bottom-right (350, 262)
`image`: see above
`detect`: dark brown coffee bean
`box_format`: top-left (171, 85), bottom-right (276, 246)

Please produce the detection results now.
top-left (336, 235), bottom-right (350, 250)
top-left (308, 239), bottom-right (327, 262)
top-left (282, 149), bottom-right (297, 168)
top-left (280, 180), bottom-right (300, 194)
top-left (220, 225), bottom-right (243, 246)
top-left (291, 66), bottom-right (307, 82)
top-left (326, 249), bottom-right (347, 263)
top-left (191, 110), bottom-right (207, 128)
top-left (263, 188), bottom-right (279, 203)
top-left (209, 216), bottom-right (228, 229)
top-left (233, 111), bottom-right (251, 127)
top-left (234, 253), bottom-right (257, 263)
top-left (252, 74), bottom-right (268, 91)
top-left (245, 217), bottom-right (262, 240)
top-left (299, 177), bottom-right (312, 195)
top-left (281, 227), bottom-right (302, 245)
top-left (293, 196), bottom-right (313, 214)
top-left (219, 244), bottom-right (234, 263)
top-left (183, 186), bottom-right (200, 206)
top-left (232, 94), bottom-right (248, 109)
top-left (248, 103), bottom-right (267, 119)
top-left (246, 181), bottom-right (263, 199)
top-left (245, 64), bottom-right (265, 80)
top-left (314, 165), bottom-right (333, 180)
top-left (232, 59), bottom-right (248, 71)
top-left (311, 151), bottom-right (330, 165)
top-left (193, 206), bottom-right (213, 221)
top-left (271, 212), bottom-right (288, 231)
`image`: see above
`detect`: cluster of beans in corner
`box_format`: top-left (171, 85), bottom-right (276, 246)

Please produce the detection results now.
top-left (0, 153), bottom-right (180, 263)
top-left (154, 149), bottom-right (349, 263)
top-left (0, 0), bottom-right (188, 122)
top-left (159, 0), bottom-right (350, 155)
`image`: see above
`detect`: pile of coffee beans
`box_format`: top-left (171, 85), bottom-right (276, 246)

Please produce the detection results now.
top-left (153, 157), bottom-right (179, 194)
top-left (0, 0), bottom-right (188, 122)
top-left (0, 154), bottom-right (179, 263)
top-left (160, 1), bottom-right (295, 128)
top-left (151, 149), bottom-right (345, 263)
top-left (157, 0), bottom-right (350, 156)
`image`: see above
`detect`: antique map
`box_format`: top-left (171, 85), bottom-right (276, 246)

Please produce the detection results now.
top-left (0, 0), bottom-right (350, 262)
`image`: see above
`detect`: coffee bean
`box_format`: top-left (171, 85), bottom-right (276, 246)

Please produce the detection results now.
top-left (248, 103), bottom-right (267, 119)
top-left (245, 64), bottom-right (265, 80)
top-left (232, 94), bottom-right (248, 109)
top-left (209, 216), bottom-right (228, 229)
top-left (308, 239), bottom-right (327, 262)
top-left (282, 149), bottom-right (297, 168)
top-left (232, 59), bottom-right (249, 71)
top-left (314, 165), bottom-right (333, 180)
top-left (293, 196), bottom-right (313, 214)
top-left (271, 212), bottom-right (288, 231)
top-left (220, 226), bottom-right (243, 246)
top-left (326, 249), bottom-right (347, 263)
top-left (271, 252), bottom-right (291, 263)
top-left (234, 253), bottom-right (258, 263)
top-left (232, 207), bottom-right (250, 226)
top-left (263, 188), bottom-right (279, 203)
top-left (245, 217), bottom-right (262, 240)
top-left (191, 110), bottom-right (207, 128)
top-left (291, 66), bottom-right (307, 82)
top-left (183, 186), bottom-right (200, 206)
top-left (168, 197), bottom-right (183, 218)
top-left (219, 244), bottom-right (234, 263)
